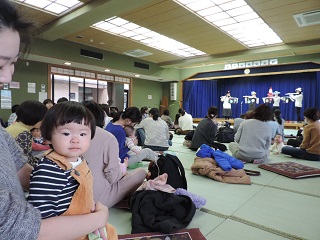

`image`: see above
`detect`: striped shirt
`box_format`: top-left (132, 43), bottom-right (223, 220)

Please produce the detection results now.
top-left (27, 157), bottom-right (80, 218)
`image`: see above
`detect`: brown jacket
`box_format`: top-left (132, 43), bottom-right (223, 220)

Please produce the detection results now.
top-left (191, 157), bottom-right (251, 184)
top-left (300, 121), bottom-right (320, 155)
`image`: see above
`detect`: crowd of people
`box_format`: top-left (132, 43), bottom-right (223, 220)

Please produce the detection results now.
top-left (0, 0), bottom-right (319, 238)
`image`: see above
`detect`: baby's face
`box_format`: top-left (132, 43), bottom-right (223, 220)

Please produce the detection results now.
top-left (32, 128), bottom-right (41, 138)
top-left (274, 135), bottom-right (282, 143)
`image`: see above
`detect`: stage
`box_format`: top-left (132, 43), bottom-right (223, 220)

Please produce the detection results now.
top-left (193, 118), bottom-right (303, 130)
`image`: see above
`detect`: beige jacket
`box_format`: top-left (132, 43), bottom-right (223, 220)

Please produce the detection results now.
top-left (191, 157), bottom-right (251, 184)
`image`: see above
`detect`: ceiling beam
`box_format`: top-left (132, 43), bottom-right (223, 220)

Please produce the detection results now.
top-left (40, 0), bottom-right (159, 41)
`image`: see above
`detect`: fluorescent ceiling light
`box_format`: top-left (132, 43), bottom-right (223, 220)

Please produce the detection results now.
top-left (92, 17), bottom-right (207, 58)
top-left (12, 0), bottom-right (83, 15)
top-left (174, 0), bottom-right (283, 48)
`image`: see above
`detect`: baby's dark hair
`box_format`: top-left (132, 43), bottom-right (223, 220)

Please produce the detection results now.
top-left (124, 125), bottom-right (134, 137)
top-left (40, 101), bottom-right (96, 141)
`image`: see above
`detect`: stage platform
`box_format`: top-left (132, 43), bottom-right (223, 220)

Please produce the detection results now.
top-left (193, 118), bottom-right (303, 130)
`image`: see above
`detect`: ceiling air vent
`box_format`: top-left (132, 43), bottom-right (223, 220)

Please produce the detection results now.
top-left (123, 49), bottom-right (153, 58)
top-left (293, 10), bottom-right (320, 27)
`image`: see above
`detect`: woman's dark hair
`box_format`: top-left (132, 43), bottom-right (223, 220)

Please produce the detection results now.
top-left (0, 0), bottom-right (36, 53)
top-left (140, 106), bottom-right (148, 115)
top-left (245, 110), bottom-right (254, 119)
top-left (274, 109), bottom-right (283, 125)
top-left (112, 107), bottom-right (142, 124)
top-left (304, 108), bottom-right (320, 122)
top-left (100, 103), bottom-right (110, 116)
top-left (253, 104), bottom-right (273, 121)
top-left (174, 113), bottom-right (180, 125)
top-left (163, 109), bottom-right (170, 116)
top-left (178, 108), bottom-right (186, 116)
top-left (11, 104), bottom-right (19, 113)
top-left (43, 99), bottom-right (54, 105)
top-left (207, 106), bottom-right (218, 119)
top-left (16, 100), bottom-right (47, 126)
top-left (57, 97), bottom-right (68, 103)
top-left (149, 108), bottom-right (159, 121)
top-left (83, 101), bottom-right (105, 128)
top-left (41, 101), bottom-right (96, 141)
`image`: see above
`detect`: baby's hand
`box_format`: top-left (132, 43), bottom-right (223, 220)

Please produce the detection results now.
top-left (124, 157), bottom-right (129, 168)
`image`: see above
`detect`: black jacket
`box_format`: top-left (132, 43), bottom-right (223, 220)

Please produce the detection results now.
top-left (130, 190), bottom-right (196, 234)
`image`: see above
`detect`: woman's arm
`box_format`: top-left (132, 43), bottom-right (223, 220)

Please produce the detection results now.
top-left (300, 125), bottom-right (311, 150)
top-left (38, 202), bottom-right (108, 240)
top-left (103, 134), bottom-right (123, 183)
top-left (17, 163), bottom-right (33, 191)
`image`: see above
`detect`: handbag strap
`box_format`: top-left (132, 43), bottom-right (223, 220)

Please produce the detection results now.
top-left (244, 169), bottom-right (261, 176)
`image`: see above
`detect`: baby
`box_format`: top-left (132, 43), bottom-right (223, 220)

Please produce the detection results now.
top-left (30, 127), bottom-right (50, 151)
top-left (270, 134), bottom-right (285, 155)
top-left (124, 126), bottom-right (143, 156)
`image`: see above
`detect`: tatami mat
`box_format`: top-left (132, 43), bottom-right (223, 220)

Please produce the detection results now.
top-left (109, 128), bottom-right (320, 240)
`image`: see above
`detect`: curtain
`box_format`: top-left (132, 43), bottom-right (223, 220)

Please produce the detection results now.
top-left (182, 81), bottom-right (194, 113)
top-left (184, 80), bottom-right (217, 118)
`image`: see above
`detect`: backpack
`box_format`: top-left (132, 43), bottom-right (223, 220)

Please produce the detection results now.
top-left (148, 154), bottom-right (187, 190)
top-left (216, 125), bottom-right (235, 143)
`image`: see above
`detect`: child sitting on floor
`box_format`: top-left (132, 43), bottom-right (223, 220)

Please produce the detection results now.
top-left (270, 134), bottom-right (285, 155)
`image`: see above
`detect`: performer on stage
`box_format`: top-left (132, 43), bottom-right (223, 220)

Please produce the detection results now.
top-left (263, 87), bottom-right (274, 107)
top-left (290, 87), bottom-right (303, 122)
top-left (273, 91), bottom-right (281, 112)
top-left (249, 91), bottom-right (258, 110)
top-left (220, 90), bottom-right (232, 120)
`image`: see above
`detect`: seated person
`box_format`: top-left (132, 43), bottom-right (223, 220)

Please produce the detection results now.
top-left (229, 104), bottom-right (273, 163)
top-left (161, 109), bottom-right (174, 129)
top-left (286, 124), bottom-right (305, 147)
top-left (282, 108), bottom-right (320, 161)
top-left (135, 108), bottom-right (170, 152)
top-left (30, 127), bottom-right (50, 151)
top-left (175, 108), bottom-right (193, 135)
top-left (124, 126), bottom-right (158, 159)
top-left (233, 114), bottom-right (245, 133)
top-left (6, 100), bottom-right (48, 166)
top-left (270, 134), bottom-right (285, 155)
top-left (190, 106), bottom-right (218, 150)
top-left (83, 101), bottom-right (146, 208)
top-left (266, 119), bottom-right (278, 141)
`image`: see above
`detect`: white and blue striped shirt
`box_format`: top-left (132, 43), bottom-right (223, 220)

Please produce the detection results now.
top-left (27, 158), bottom-right (80, 218)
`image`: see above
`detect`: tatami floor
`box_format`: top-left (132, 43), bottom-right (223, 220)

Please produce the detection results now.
top-left (109, 128), bottom-right (320, 240)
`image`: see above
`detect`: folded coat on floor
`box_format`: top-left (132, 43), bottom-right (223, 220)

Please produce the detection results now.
top-left (191, 157), bottom-right (251, 184)
top-left (130, 190), bottom-right (196, 234)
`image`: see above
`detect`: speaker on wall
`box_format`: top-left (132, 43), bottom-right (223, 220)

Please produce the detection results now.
top-left (170, 82), bottom-right (177, 101)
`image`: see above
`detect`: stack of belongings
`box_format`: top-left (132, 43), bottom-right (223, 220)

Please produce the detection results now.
top-left (191, 144), bottom-right (251, 184)
top-left (130, 173), bottom-right (201, 234)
